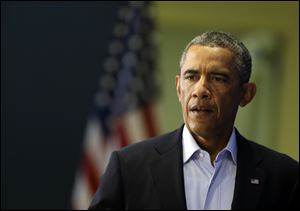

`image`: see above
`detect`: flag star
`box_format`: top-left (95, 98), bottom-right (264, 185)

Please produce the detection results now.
top-left (109, 40), bottom-right (124, 55)
top-left (103, 57), bottom-right (119, 73)
top-left (95, 91), bottom-right (111, 108)
top-left (99, 74), bottom-right (115, 91)
top-left (122, 52), bottom-right (137, 67)
top-left (128, 34), bottom-right (143, 51)
top-left (113, 22), bottom-right (128, 38)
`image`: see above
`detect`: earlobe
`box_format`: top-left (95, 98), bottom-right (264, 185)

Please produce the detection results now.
top-left (240, 83), bottom-right (256, 107)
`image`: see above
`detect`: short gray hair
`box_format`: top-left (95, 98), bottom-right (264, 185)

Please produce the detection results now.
top-left (179, 31), bottom-right (252, 83)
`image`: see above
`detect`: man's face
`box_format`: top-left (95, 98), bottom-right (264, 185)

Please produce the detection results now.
top-left (176, 45), bottom-right (245, 139)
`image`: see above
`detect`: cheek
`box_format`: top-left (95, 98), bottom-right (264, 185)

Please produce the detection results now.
top-left (178, 83), bottom-right (185, 101)
top-left (181, 87), bottom-right (191, 104)
top-left (180, 92), bottom-right (187, 108)
top-left (217, 94), bottom-right (240, 116)
top-left (179, 88), bottom-right (190, 111)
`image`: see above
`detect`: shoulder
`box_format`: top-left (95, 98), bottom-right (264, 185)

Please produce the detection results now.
top-left (251, 140), bottom-right (297, 166)
top-left (237, 131), bottom-right (298, 173)
top-left (114, 126), bottom-right (183, 163)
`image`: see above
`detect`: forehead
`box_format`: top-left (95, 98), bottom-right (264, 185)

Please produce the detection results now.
top-left (182, 45), bottom-right (234, 71)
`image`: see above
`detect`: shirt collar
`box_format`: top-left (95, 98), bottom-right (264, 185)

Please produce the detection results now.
top-left (222, 128), bottom-right (237, 165)
top-left (182, 125), bottom-right (238, 165)
top-left (182, 125), bottom-right (200, 163)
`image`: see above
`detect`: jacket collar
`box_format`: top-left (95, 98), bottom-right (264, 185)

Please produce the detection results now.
top-left (150, 125), bottom-right (187, 210)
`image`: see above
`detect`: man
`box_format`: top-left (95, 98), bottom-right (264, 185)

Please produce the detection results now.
top-left (89, 31), bottom-right (299, 210)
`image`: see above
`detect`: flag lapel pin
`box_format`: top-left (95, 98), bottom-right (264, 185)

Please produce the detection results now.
top-left (250, 178), bottom-right (260, 185)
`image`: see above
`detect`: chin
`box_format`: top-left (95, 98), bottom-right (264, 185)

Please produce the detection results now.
top-left (187, 122), bottom-right (212, 137)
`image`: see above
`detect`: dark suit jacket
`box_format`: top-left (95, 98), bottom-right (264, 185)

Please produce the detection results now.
top-left (89, 125), bottom-right (299, 210)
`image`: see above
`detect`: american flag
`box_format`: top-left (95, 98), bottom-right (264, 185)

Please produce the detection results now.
top-left (71, 2), bottom-right (160, 209)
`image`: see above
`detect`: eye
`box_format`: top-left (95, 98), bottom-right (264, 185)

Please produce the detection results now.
top-left (211, 75), bottom-right (228, 83)
top-left (184, 75), bottom-right (199, 81)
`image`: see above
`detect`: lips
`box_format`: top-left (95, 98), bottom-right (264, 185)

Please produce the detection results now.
top-left (189, 104), bottom-right (214, 112)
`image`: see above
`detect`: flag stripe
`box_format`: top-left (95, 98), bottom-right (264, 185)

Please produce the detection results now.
top-left (85, 118), bottom-right (106, 177)
top-left (116, 118), bottom-right (130, 147)
top-left (82, 152), bottom-right (100, 194)
top-left (124, 108), bottom-right (147, 143)
top-left (71, 171), bottom-right (93, 210)
top-left (142, 104), bottom-right (157, 137)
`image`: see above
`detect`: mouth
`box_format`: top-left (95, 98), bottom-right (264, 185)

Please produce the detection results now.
top-left (189, 105), bottom-right (214, 114)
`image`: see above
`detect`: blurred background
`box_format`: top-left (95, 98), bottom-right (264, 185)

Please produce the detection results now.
top-left (1, 1), bottom-right (298, 209)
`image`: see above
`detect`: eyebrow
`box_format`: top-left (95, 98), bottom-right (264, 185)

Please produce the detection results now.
top-left (210, 68), bottom-right (230, 74)
top-left (183, 69), bottom-right (231, 76)
top-left (210, 70), bottom-right (230, 77)
top-left (183, 69), bottom-right (199, 76)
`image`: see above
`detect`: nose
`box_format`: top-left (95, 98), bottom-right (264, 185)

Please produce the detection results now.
top-left (192, 76), bottom-right (211, 99)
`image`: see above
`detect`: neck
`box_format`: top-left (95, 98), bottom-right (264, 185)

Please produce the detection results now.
top-left (191, 128), bottom-right (233, 163)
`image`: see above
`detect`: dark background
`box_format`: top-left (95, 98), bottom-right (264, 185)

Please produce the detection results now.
top-left (1, 1), bottom-right (121, 209)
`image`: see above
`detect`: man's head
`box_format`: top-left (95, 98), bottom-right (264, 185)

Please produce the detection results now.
top-left (176, 31), bottom-right (256, 140)
top-left (180, 31), bottom-right (252, 84)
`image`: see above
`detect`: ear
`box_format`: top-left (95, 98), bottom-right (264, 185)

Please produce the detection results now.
top-left (239, 82), bottom-right (256, 107)
top-left (175, 75), bottom-right (181, 102)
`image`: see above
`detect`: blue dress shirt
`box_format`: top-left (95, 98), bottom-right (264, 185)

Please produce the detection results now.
top-left (182, 125), bottom-right (237, 210)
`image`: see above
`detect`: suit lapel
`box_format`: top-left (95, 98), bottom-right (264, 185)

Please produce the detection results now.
top-left (231, 131), bottom-right (266, 210)
top-left (150, 126), bottom-right (187, 210)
